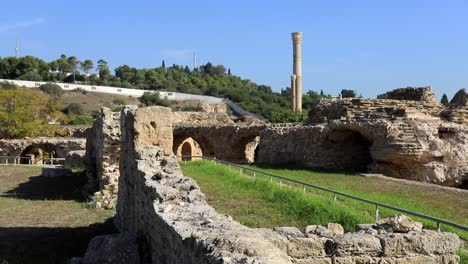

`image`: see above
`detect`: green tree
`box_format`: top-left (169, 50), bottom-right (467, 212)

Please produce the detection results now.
top-left (97, 59), bottom-right (110, 81)
top-left (341, 89), bottom-right (356, 98)
top-left (0, 88), bottom-right (62, 138)
top-left (440, 93), bottom-right (449, 106)
top-left (80, 60), bottom-right (94, 75)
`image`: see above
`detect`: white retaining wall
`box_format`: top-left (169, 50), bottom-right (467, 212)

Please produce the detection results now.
top-left (0, 79), bottom-right (223, 104)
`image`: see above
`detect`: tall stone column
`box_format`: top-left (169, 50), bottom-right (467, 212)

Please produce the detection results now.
top-left (292, 32), bottom-right (303, 112)
top-left (290, 75), bottom-right (296, 111)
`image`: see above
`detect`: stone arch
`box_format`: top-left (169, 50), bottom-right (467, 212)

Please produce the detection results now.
top-left (20, 143), bottom-right (58, 165)
top-left (324, 128), bottom-right (373, 172)
top-left (173, 136), bottom-right (206, 161)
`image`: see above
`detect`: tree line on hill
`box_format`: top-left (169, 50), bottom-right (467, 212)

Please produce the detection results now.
top-left (0, 55), bottom-right (341, 122)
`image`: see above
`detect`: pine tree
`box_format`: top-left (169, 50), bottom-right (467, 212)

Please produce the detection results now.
top-left (440, 93), bottom-right (449, 106)
top-left (228, 68), bottom-right (231, 76)
top-left (320, 89), bottom-right (324, 96)
top-left (161, 60), bottom-right (166, 68)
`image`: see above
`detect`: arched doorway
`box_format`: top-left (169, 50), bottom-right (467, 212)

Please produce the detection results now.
top-left (325, 129), bottom-right (372, 172)
top-left (181, 142), bottom-right (192, 161)
top-left (174, 137), bottom-right (203, 161)
top-left (20, 144), bottom-right (57, 165)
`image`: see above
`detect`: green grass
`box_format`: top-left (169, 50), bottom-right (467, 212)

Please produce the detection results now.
top-left (459, 249), bottom-right (468, 264)
top-left (181, 160), bottom-right (373, 231)
top-left (181, 160), bottom-right (468, 241)
top-left (0, 166), bottom-right (115, 264)
top-left (250, 164), bottom-right (468, 239)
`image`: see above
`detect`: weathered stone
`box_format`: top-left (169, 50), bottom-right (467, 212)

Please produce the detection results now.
top-left (327, 223), bottom-right (344, 235)
top-left (78, 104), bottom-right (463, 263)
top-left (380, 230), bottom-right (460, 257)
top-left (287, 237), bottom-right (325, 258)
top-left (377, 86), bottom-right (437, 103)
top-left (384, 214), bottom-right (423, 233)
top-left (81, 233), bottom-right (140, 264)
top-left (274, 226), bottom-right (305, 238)
top-left (333, 233), bottom-right (382, 257)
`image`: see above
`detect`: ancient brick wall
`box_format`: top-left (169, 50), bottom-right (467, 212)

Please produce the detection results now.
top-left (0, 138), bottom-right (85, 158)
top-left (376, 86), bottom-right (437, 102)
top-left (84, 107), bottom-right (121, 209)
top-left (257, 118), bottom-right (468, 187)
top-left (78, 105), bottom-right (461, 264)
top-left (308, 98), bottom-right (443, 124)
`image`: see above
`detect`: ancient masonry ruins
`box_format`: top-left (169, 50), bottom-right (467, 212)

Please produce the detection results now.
top-left (75, 105), bottom-right (461, 263)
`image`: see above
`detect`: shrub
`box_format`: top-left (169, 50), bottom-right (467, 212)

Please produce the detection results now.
top-left (70, 116), bottom-right (93, 125)
top-left (0, 81), bottom-right (18, 90)
top-left (63, 103), bottom-right (84, 115)
top-left (72, 87), bottom-right (87, 94)
top-left (139, 92), bottom-right (171, 107)
top-left (39, 83), bottom-right (64, 98)
top-left (181, 105), bottom-right (198, 112)
top-left (112, 98), bottom-right (127, 105)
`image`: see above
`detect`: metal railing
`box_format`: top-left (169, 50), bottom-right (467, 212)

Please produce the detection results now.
top-left (179, 155), bottom-right (468, 233)
top-left (0, 156), bottom-right (65, 167)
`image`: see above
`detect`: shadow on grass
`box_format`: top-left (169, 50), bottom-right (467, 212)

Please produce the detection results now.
top-left (2, 172), bottom-right (87, 202)
top-left (0, 218), bottom-right (117, 264)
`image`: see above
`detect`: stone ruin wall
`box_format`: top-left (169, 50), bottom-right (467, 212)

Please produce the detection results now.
top-left (376, 86), bottom-right (437, 102)
top-left (173, 125), bottom-right (265, 163)
top-left (77, 105), bottom-right (461, 264)
top-left (0, 137), bottom-right (86, 163)
top-left (84, 107), bottom-right (121, 209)
top-left (441, 89), bottom-right (468, 125)
top-left (257, 119), bottom-right (468, 187)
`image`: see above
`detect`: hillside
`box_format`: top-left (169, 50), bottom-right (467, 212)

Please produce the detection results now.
top-left (61, 91), bottom-right (140, 115)
top-left (0, 55), bottom-right (332, 122)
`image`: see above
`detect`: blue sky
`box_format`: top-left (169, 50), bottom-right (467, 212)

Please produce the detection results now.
top-left (0, 0), bottom-right (467, 99)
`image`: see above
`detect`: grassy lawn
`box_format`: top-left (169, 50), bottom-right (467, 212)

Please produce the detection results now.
top-left (180, 160), bottom-right (468, 240)
top-left (250, 164), bottom-right (468, 238)
top-left (0, 166), bottom-right (115, 264)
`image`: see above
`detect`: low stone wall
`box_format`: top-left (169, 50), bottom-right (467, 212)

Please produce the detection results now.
top-left (172, 111), bottom-right (236, 126)
top-left (308, 97), bottom-right (443, 124)
top-left (0, 137), bottom-right (85, 158)
top-left (77, 105), bottom-right (460, 264)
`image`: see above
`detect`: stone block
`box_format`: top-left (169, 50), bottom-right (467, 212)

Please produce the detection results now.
top-left (380, 230), bottom-right (460, 257)
top-left (333, 233), bottom-right (382, 257)
top-left (286, 237), bottom-right (325, 258)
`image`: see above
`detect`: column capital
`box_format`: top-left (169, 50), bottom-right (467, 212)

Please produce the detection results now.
top-left (291, 32), bottom-right (302, 43)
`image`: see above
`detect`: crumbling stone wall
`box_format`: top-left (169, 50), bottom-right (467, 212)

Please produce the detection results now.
top-left (377, 86), bottom-right (437, 102)
top-left (78, 105), bottom-right (460, 264)
top-left (172, 112), bottom-right (236, 126)
top-left (84, 107), bottom-right (121, 209)
top-left (441, 89), bottom-right (468, 125)
top-left (173, 125), bottom-right (265, 162)
top-left (0, 138), bottom-right (85, 158)
top-left (308, 97), bottom-right (443, 124)
top-left (258, 118), bottom-right (468, 187)
top-left (197, 102), bottom-right (229, 113)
